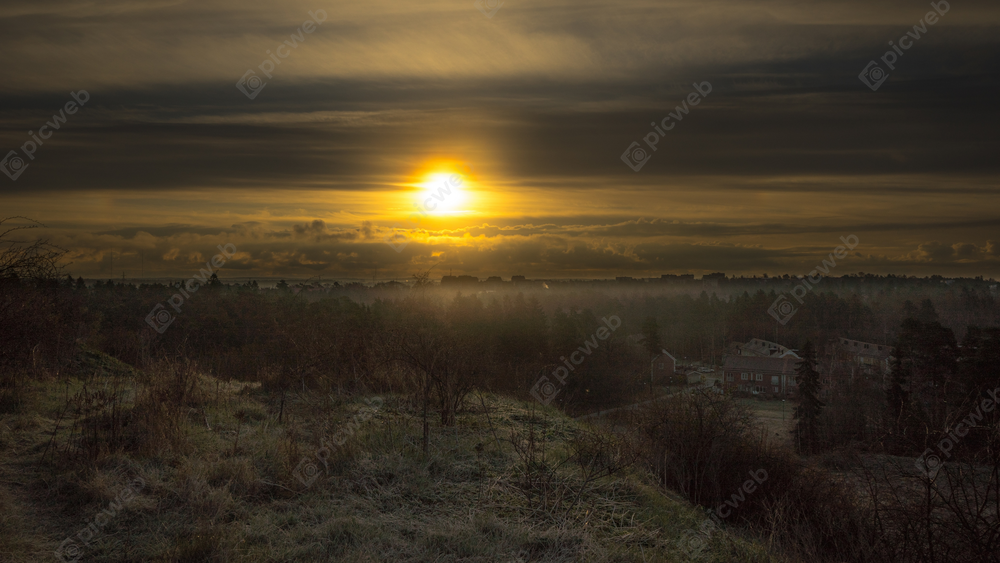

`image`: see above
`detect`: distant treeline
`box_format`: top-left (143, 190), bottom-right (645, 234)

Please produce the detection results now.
top-left (2, 271), bottom-right (997, 414)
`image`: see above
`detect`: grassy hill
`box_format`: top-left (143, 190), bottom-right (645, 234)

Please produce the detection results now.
top-left (0, 352), bottom-right (784, 562)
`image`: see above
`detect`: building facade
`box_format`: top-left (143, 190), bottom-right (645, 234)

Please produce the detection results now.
top-left (651, 349), bottom-right (678, 384)
top-left (722, 355), bottom-right (800, 397)
top-left (829, 338), bottom-right (893, 372)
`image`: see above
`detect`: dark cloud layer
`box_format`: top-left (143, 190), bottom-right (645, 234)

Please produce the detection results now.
top-left (1, 0), bottom-right (998, 278)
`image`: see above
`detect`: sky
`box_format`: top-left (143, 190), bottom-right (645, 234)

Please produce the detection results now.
top-left (1, 0), bottom-right (999, 281)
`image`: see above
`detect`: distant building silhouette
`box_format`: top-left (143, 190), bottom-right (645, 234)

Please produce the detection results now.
top-left (660, 274), bottom-right (695, 284)
top-left (702, 272), bottom-right (726, 286)
top-left (441, 275), bottom-right (479, 285)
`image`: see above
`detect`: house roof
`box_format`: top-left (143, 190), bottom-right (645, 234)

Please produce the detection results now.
top-left (723, 355), bottom-right (800, 374)
top-left (729, 338), bottom-right (800, 359)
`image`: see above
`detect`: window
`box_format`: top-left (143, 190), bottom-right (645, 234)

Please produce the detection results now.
top-left (771, 375), bottom-right (779, 385)
top-left (741, 373), bottom-right (748, 380)
top-left (773, 386), bottom-right (779, 393)
top-left (726, 374), bottom-right (734, 382)
top-left (755, 373), bottom-right (763, 381)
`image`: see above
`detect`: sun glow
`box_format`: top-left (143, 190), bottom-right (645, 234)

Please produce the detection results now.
top-left (410, 162), bottom-right (474, 214)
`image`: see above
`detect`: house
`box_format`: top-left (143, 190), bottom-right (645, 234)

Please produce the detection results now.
top-left (826, 337), bottom-right (894, 376)
top-left (722, 355), bottom-right (800, 397)
top-left (727, 338), bottom-right (800, 359)
top-left (651, 349), bottom-right (678, 384)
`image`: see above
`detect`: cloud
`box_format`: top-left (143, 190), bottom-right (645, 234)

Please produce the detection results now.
top-left (2, 0), bottom-right (1000, 279)
top-left (906, 241), bottom-right (1000, 264)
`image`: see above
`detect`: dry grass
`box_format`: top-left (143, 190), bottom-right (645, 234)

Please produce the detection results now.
top-left (0, 351), bottom-right (788, 562)
top-left (739, 398), bottom-right (794, 447)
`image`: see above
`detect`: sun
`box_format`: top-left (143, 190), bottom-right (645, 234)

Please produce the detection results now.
top-left (419, 173), bottom-right (465, 213)
top-left (412, 163), bottom-right (472, 214)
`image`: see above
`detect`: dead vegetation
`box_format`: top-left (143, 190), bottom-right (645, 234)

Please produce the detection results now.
top-left (0, 352), bottom-right (786, 562)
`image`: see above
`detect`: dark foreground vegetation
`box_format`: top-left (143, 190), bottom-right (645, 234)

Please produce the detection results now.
top-left (1, 222), bottom-right (998, 562)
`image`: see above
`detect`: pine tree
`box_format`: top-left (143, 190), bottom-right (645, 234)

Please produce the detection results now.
top-left (792, 341), bottom-right (825, 454)
top-left (917, 299), bottom-right (939, 324)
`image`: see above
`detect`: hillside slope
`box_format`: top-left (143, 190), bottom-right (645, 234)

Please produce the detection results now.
top-left (0, 355), bottom-right (784, 562)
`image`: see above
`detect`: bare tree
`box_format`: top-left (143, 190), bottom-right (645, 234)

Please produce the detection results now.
top-left (0, 217), bottom-right (66, 282)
